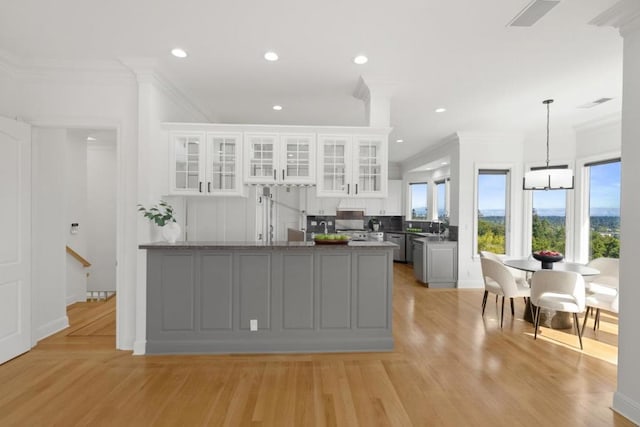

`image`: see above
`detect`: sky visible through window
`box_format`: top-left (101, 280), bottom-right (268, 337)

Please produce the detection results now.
top-left (477, 163), bottom-right (621, 217)
top-left (478, 174), bottom-right (506, 216)
top-left (590, 162), bottom-right (621, 216)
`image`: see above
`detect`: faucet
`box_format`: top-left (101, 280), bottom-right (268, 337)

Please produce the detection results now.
top-left (319, 221), bottom-right (328, 234)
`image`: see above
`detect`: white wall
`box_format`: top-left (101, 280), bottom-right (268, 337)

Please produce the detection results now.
top-left (87, 142), bottom-right (117, 292)
top-left (65, 132), bottom-right (88, 304)
top-left (0, 56), bottom-right (18, 118)
top-left (132, 70), bottom-right (211, 354)
top-left (614, 10), bottom-right (640, 424)
top-left (32, 128), bottom-right (69, 341)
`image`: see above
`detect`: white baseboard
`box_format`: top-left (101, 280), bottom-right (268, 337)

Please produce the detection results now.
top-left (34, 315), bottom-right (69, 343)
top-left (456, 279), bottom-right (484, 289)
top-left (66, 294), bottom-right (86, 306)
top-left (132, 339), bottom-right (146, 355)
top-left (613, 391), bottom-right (640, 425)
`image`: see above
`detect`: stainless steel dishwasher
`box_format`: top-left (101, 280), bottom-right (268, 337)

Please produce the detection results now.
top-left (385, 232), bottom-right (406, 262)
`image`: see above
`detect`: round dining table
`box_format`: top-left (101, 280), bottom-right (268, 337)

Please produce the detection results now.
top-left (503, 259), bottom-right (600, 328)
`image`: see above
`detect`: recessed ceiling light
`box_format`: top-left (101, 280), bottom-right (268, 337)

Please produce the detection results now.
top-left (86, 137), bottom-right (96, 141)
top-left (441, 162), bottom-right (448, 165)
top-left (273, 105), bottom-right (283, 111)
top-left (171, 48), bottom-right (188, 58)
top-left (264, 51), bottom-right (279, 61)
top-left (396, 139), bottom-right (404, 143)
top-left (353, 55), bottom-right (368, 65)
top-left (435, 107), bottom-right (447, 113)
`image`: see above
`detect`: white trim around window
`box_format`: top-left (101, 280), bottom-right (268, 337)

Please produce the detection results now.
top-left (574, 150), bottom-right (621, 263)
top-left (473, 162), bottom-right (519, 258)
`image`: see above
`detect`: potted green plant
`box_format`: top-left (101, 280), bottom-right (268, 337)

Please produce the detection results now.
top-left (137, 200), bottom-right (180, 243)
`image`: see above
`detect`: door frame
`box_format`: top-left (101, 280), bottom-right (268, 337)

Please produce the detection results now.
top-left (31, 119), bottom-right (125, 349)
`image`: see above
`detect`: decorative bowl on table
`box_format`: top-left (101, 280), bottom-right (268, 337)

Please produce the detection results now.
top-left (532, 250), bottom-right (564, 269)
top-left (313, 234), bottom-right (351, 245)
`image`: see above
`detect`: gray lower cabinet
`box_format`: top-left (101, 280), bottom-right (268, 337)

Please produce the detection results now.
top-left (145, 245), bottom-right (394, 354)
top-left (413, 240), bottom-right (458, 288)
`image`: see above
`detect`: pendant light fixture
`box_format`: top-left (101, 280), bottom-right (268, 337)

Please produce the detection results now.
top-left (523, 99), bottom-right (574, 190)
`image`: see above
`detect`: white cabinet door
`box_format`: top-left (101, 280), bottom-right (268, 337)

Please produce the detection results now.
top-left (353, 136), bottom-right (387, 198)
top-left (317, 135), bottom-right (352, 197)
top-left (169, 131), bottom-right (206, 195)
top-left (304, 188), bottom-right (339, 215)
top-left (383, 180), bottom-right (403, 215)
top-left (206, 133), bottom-right (243, 196)
top-left (280, 134), bottom-right (315, 184)
top-left (245, 133), bottom-right (278, 184)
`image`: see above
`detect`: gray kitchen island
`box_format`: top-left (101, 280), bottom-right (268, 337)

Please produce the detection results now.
top-left (139, 241), bottom-right (396, 354)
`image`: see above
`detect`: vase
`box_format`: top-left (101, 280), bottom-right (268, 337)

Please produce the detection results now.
top-left (161, 222), bottom-right (181, 243)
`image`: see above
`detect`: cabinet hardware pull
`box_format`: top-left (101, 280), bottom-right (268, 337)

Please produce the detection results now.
top-left (282, 169), bottom-right (285, 180)
top-left (347, 184), bottom-right (350, 194)
top-left (356, 184), bottom-right (358, 194)
top-left (208, 182), bottom-right (211, 193)
top-left (273, 169), bottom-right (276, 180)
top-left (199, 182), bottom-right (202, 193)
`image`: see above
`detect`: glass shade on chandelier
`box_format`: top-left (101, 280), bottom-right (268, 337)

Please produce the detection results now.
top-left (523, 168), bottom-right (574, 190)
top-left (523, 99), bottom-right (574, 190)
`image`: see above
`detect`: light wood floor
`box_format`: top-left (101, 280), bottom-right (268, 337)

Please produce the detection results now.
top-left (0, 264), bottom-right (632, 426)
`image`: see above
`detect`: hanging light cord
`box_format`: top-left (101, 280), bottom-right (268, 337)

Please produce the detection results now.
top-left (543, 99), bottom-right (553, 169)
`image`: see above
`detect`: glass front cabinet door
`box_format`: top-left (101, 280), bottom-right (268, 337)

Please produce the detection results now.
top-left (205, 133), bottom-right (243, 195)
top-left (245, 133), bottom-right (316, 184)
top-left (169, 131), bottom-right (243, 196)
top-left (280, 134), bottom-right (315, 184)
top-left (170, 131), bottom-right (206, 195)
top-left (354, 136), bottom-right (387, 197)
top-left (316, 134), bottom-right (387, 198)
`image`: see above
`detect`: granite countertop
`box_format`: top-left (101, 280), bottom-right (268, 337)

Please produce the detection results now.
top-left (139, 241), bottom-right (398, 250)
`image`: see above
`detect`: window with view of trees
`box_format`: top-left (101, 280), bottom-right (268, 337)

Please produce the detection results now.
top-left (477, 170), bottom-right (508, 254)
top-left (410, 182), bottom-right (428, 220)
top-left (531, 190), bottom-right (566, 254)
top-left (588, 159), bottom-right (620, 259)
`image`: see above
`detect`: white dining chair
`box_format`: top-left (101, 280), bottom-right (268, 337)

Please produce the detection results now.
top-left (530, 269), bottom-right (586, 349)
top-left (480, 257), bottom-right (531, 327)
top-left (582, 257), bottom-right (619, 331)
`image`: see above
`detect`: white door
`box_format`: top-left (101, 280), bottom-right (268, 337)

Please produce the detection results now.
top-left (0, 116), bottom-right (31, 364)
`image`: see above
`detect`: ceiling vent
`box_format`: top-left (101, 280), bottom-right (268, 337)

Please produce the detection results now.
top-left (578, 98), bottom-right (614, 109)
top-left (507, 0), bottom-right (561, 27)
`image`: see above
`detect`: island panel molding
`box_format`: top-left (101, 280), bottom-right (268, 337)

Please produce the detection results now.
top-left (141, 241), bottom-right (396, 354)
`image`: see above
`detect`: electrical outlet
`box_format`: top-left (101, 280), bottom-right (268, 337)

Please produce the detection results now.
top-left (328, 221), bottom-right (333, 225)
top-left (311, 221), bottom-right (317, 226)
top-left (250, 319), bottom-right (258, 331)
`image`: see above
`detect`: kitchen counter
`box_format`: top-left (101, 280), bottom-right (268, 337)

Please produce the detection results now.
top-left (140, 241), bottom-right (394, 354)
top-left (139, 240), bottom-right (397, 249)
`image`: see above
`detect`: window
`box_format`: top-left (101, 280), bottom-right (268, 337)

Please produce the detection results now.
top-left (436, 179), bottom-right (448, 220)
top-left (587, 159), bottom-right (620, 259)
top-left (410, 182), bottom-right (428, 220)
top-left (477, 170), bottom-right (508, 254)
top-left (531, 190), bottom-right (567, 254)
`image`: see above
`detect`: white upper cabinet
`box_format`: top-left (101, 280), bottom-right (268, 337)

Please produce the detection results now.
top-left (245, 133), bottom-right (315, 185)
top-left (205, 133), bottom-right (243, 195)
top-left (317, 134), bottom-right (388, 198)
top-left (169, 131), bottom-right (206, 195)
top-left (169, 131), bottom-right (243, 196)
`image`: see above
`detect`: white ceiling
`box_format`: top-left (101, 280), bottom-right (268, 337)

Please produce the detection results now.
top-left (0, 0), bottom-right (623, 163)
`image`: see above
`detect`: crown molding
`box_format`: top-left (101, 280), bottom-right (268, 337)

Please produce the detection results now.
top-left (590, 0), bottom-right (640, 36)
top-left (119, 57), bottom-right (211, 122)
top-left (0, 51), bottom-right (135, 86)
